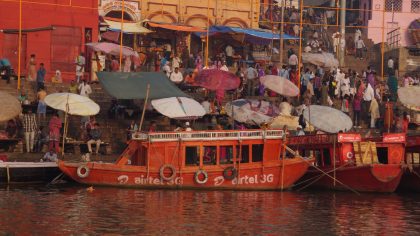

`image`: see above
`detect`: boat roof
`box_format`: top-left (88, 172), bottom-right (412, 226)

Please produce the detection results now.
top-left (132, 129), bottom-right (284, 142)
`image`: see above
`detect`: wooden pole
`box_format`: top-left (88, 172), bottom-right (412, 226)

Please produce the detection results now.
top-left (139, 84), bottom-right (151, 131)
top-left (297, 0), bottom-right (304, 92)
top-left (381, 0), bottom-right (386, 81)
top-left (205, 0), bottom-right (210, 67)
top-left (61, 95), bottom-right (70, 156)
top-left (119, 0), bottom-right (125, 70)
top-left (279, 0), bottom-right (285, 66)
top-left (17, 0), bottom-right (22, 90)
top-left (333, 134), bottom-right (336, 187)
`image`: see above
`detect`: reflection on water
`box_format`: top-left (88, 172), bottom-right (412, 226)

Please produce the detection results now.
top-left (0, 185), bottom-right (419, 235)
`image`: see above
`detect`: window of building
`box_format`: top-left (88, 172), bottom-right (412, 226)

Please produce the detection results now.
top-left (185, 146), bottom-right (199, 166)
top-left (385, 0), bottom-right (403, 12)
top-left (252, 144), bottom-right (264, 162)
top-left (51, 26), bottom-right (81, 72)
top-left (203, 146), bottom-right (217, 165)
top-left (219, 146), bottom-right (233, 164)
top-left (412, 0), bottom-right (420, 12)
top-left (236, 145), bottom-right (249, 163)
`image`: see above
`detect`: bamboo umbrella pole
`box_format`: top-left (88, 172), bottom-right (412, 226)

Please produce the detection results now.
top-left (17, 0), bottom-right (22, 90)
top-left (333, 134), bottom-right (336, 187)
top-left (119, 0), bottom-right (125, 70)
top-left (205, 0), bottom-right (210, 67)
top-left (297, 0), bottom-right (304, 92)
top-left (139, 84), bottom-right (151, 131)
top-left (61, 95), bottom-right (69, 156)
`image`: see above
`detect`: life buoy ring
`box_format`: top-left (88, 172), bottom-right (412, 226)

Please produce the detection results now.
top-left (346, 152), bottom-right (354, 159)
top-left (194, 170), bottom-right (208, 184)
top-left (223, 167), bottom-right (238, 180)
top-left (77, 165), bottom-right (90, 178)
top-left (159, 164), bottom-right (177, 181)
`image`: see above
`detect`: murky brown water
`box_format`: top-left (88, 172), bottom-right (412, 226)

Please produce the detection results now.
top-left (0, 185), bottom-right (419, 235)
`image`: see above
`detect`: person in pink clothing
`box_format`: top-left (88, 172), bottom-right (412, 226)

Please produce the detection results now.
top-left (48, 112), bottom-right (62, 153)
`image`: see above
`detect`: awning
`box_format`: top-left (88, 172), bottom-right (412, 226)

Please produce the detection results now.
top-left (195, 25), bottom-right (298, 45)
top-left (97, 72), bottom-right (188, 100)
top-left (147, 21), bottom-right (206, 32)
top-left (0, 26), bottom-right (55, 34)
top-left (105, 20), bottom-right (153, 34)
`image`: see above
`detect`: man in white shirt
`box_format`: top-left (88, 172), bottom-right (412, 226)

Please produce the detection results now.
top-left (172, 55), bottom-right (181, 71)
top-left (78, 80), bottom-right (92, 97)
top-left (169, 67), bottom-right (183, 84)
top-left (162, 61), bottom-right (171, 78)
top-left (246, 65), bottom-right (258, 96)
top-left (362, 81), bottom-right (374, 126)
top-left (75, 52), bottom-right (85, 83)
top-left (225, 45), bottom-right (234, 67)
top-left (355, 36), bottom-right (365, 60)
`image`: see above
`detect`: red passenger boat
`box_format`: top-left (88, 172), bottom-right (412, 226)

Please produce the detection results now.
top-left (291, 133), bottom-right (405, 193)
top-left (58, 130), bottom-right (312, 190)
top-left (398, 134), bottom-right (420, 191)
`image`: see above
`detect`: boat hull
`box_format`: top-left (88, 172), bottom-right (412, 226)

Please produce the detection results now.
top-left (0, 162), bottom-right (61, 183)
top-left (398, 165), bottom-right (420, 192)
top-left (298, 164), bottom-right (403, 193)
top-left (58, 158), bottom-right (311, 190)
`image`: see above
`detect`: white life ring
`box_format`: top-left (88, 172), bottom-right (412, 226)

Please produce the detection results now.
top-left (194, 170), bottom-right (208, 184)
top-left (159, 164), bottom-right (177, 181)
top-left (346, 152), bottom-right (354, 159)
top-left (77, 165), bottom-right (90, 178)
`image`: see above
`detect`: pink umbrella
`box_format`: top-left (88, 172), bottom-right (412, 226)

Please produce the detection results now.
top-left (194, 69), bottom-right (240, 91)
top-left (86, 42), bottom-right (138, 57)
top-left (260, 75), bottom-right (299, 97)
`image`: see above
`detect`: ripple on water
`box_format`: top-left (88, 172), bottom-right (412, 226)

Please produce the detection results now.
top-left (0, 185), bottom-right (419, 235)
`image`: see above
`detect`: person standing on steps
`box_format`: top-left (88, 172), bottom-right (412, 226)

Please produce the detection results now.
top-left (22, 109), bottom-right (38, 153)
top-left (36, 63), bottom-right (46, 91)
top-left (355, 36), bottom-right (366, 60)
top-left (75, 52), bottom-right (85, 83)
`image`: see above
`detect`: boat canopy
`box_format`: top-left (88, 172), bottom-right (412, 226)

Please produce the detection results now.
top-left (97, 72), bottom-right (188, 100)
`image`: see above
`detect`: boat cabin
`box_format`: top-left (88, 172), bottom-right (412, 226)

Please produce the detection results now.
top-left (122, 130), bottom-right (287, 169)
top-left (406, 134), bottom-right (420, 165)
top-left (287, 133), bottom-right (405, 168)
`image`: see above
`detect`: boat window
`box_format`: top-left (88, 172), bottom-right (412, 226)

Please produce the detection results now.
top-left (377, 147), bottom-right (388, 164)
top-left (236, 145), bottom-right (249, 163)
top-left (185, 146), bottom-right (199, 166)
top-left (203, 146), bottom-right (217, 165)
top-left (252, 144), bottom-right (264, 162)
top-left (323, 148), bottom-right (331, 166)
top-left (219, 146), bottom-right (233, 164)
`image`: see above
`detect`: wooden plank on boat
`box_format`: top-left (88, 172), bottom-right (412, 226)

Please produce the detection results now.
top-left (353, 142), bottom-right (378, 165)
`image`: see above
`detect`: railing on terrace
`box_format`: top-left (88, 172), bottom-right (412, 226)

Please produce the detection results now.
top-left (132, 130), bottom-right (284, 142)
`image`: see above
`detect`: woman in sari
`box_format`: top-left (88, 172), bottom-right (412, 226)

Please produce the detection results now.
top-left (27, 54), bottom-right (37, 81)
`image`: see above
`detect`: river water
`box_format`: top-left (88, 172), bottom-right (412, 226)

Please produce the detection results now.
top-left (0, 185), bottom-right (419, 235)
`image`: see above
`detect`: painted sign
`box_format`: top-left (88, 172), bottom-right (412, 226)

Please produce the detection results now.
top-left (99, 0), bottom-right (141, 21)
top-left (338, 133), bottom-right (361, 143)
top-left (117, 175), bottom-right (183, 185)
top-left (213, 174), bottom-right (274, 186)
top-left (383, 133), bottom-right (406, 143)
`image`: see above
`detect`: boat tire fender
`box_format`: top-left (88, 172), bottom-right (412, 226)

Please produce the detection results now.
top-left (194, 170), bottom-right (208, 184)
top-left (223, 167), bottom-right (238, 180)
top-left (77, 165), bottom-right (90, 178)
top-left (159, 164), bottom-right (177, 181)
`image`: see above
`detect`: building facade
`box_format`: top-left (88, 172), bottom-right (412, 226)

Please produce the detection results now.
top-left (98, 0), bottom-right (260, 29)
top-left (360, 0), bottom-right (419, 47)
top-left (0, 0), bottom-right (98, 82)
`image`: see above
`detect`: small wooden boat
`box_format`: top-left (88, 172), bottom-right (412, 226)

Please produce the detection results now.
top-left (0, 162), bottom-right (61, 183)
top-left (58, 129), bottom-right (312, 190)
top-left (398, 134), bottom-right (420, 191)
top-left (292, 133), bottom-right (405, 193)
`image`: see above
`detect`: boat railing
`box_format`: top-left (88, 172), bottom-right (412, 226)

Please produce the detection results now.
top-left (132, 129), bottom-right (284, 142)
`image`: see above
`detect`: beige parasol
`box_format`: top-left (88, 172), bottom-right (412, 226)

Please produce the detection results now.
top-left (0, 92), bottom-right (21, 122)
top-left (397, 86), bottom-right (420, 111)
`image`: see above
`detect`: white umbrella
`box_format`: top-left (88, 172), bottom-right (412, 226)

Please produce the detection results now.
top-left (260, 75), bottom-right (299, 97)
top-left (302, 52), bottom-right (339, 69)
top-left (225, 99), bottom-right (274, 126)
top-left (45, 93), bottom-right (100, 155)
top-left (303, 105), bottom-right (352, 133)
top-left (45, 93), bottom-right (100, 116)
top-left (398, 86), bottom-right (420, 111)
top-left (86, 42), bottom-right (138, 57)
top-left (151, 97), bottom-right (205, 120)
